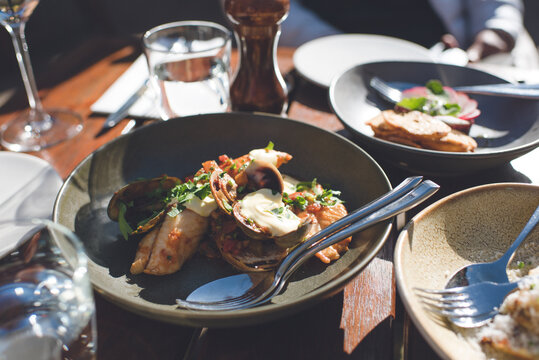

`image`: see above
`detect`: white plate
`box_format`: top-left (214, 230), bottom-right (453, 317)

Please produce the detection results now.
top-left (293, 34), bottom-right (435, 88)
top-left (0, 152), bottom-right (63, 257)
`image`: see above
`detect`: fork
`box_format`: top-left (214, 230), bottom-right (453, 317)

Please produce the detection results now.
top-left (177, 179), bottom-right (439, 311)
top-left (444, 203), bottom-right (539, 289)
top-left (414, 281), bottom-right (520, 328)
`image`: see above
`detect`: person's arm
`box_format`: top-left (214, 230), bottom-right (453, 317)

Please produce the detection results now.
top-left (465, 0), bottom-right (524, 61)
top-left (429, 0), bottom-right (524, 61)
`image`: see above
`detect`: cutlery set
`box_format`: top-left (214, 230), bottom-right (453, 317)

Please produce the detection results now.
top-left (177, 176), bottom-right (440, 311)
top-left (179, 178), bottom-right (539, 329)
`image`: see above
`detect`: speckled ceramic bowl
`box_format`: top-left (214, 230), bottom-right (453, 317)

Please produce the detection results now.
top-left (54, 112), bottom-right (392, 328)
top-left (395, 183), bottom-right (539, 359)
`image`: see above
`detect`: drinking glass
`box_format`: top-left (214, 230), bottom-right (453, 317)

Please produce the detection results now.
top-left (0, 219), bottom-right (96, 360)
top-left (0, 0), bottom-right (83, 152)
top-left (142, 21), bottom-right (232, 120)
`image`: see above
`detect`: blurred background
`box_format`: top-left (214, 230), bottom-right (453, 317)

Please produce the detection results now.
top-left (0, 0), bottom-right (537, 107)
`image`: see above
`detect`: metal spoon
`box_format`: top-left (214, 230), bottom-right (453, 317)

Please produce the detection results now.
top-left (445, 203), bottom-right (539, 289)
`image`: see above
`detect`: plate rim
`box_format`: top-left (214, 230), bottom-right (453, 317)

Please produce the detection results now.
top-left (293, 33), bottom-right (434, 88)
top-left (53, 112), bottom-right (394, 327)
top-left (394, 182), bottom-right (539, 359)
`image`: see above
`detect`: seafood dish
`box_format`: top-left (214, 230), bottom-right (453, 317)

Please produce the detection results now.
top-left (107, 143), bottom-right (349, 276)
top-left (367, 80), bottom-right (478, 152)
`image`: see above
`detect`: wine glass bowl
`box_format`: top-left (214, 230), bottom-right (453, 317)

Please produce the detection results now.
top-left (0, 0), bottom-right (82, 152)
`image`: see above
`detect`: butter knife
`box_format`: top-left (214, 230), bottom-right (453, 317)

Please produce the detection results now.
top-left (96, 80), bottom-right (149, 137)
top-left (453, 83), bottom-right (539, 99)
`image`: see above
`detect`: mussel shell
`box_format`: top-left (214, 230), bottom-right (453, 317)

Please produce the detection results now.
top-left (209, 169), bottom-right (237, 215)
top-left (243, 160), bottom-right (284, 194)
top-left (215, 228), bottom-right (289, 272)
top-left (232, 201), bottom-right (271, 240)
top-left (232, 201), bottom-right (313, 248)
top-left (273, 216), bottom-right (313, 248)
top-left (107, 176), bottom-right (180, 221)
top-left (131, 209), bottom-right (165, 235)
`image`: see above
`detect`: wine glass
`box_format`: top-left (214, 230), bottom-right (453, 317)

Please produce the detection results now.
top-left (0, 0), bottom-right (83, 152)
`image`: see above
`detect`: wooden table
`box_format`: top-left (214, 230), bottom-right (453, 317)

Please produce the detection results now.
top-left (1, 36), bottom-right (537, 360)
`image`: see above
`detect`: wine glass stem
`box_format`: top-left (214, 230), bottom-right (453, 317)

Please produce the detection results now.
top-left (7, 21), bottom-right (45, 116)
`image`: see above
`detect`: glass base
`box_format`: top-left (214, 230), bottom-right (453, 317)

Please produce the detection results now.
top-left (1, 108), bottom-right (83, 152)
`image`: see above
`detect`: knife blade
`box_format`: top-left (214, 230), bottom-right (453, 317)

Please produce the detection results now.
top-left (96, 80), bottom-right (149, 137)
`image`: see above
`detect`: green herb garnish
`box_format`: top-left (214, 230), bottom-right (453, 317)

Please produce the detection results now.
top-left (283, 193), bottom-right (307, 210)
top-left (222, 201), bottom-right (233, 213)
top-left (270, 207), bottom-right (285, 215)
top-left (167, 206), bottom-right (180, 217)
top-left (316, 188), bottom-right (342, 207)
top-left (118, 201), bottom-right (134, 240)
top-left (265, 141), bottom-right (274, 151)
top-left (426, 79), bottom-right (444, 95)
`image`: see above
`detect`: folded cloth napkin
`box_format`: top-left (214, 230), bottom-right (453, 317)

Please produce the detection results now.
top-left (91, 55), bottom-right (161, 119)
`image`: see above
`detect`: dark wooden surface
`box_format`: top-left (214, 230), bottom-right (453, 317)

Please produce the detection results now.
top-left (1, 36), bottom-right (537, 360)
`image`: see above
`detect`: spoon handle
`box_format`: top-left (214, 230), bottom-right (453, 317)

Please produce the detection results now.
top-left (276, 180), bottom-right (440, 288)
top-left (496, 204), bottom-right (539, 267)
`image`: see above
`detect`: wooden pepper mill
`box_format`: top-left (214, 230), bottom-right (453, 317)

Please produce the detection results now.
top-left (224, 0), bottom-right (289, 114)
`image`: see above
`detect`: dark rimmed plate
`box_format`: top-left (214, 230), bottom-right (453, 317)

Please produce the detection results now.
top-left (329, 61), bottom-right (539, 175)
top-left (53, 112), bottom-right (392, 328)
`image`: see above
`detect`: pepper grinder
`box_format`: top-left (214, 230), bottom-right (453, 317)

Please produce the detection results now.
top-left (224, 0), bottom-right (289, 114)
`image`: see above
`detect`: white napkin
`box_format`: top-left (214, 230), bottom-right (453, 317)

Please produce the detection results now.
top-left (0, 153), bottom-right (63, 258)
top-left (90, 55), bottom-right (161, 119)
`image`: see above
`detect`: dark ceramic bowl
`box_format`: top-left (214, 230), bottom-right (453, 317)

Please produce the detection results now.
top-left (53, 112), bottom-right (392, 327)
top-left (329, 61), bottom-right (539, 175)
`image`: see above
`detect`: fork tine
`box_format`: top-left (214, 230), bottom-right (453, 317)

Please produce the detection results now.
top-left (369, 77), bottom-right (402, 103)
top-left (419, 298), bottom-right (472, 310)
top-left (422, 305), bottom-right (480, 318)
top-left (413, 286), bottom-right (467, 296)
top-left (414, 292), bottom-right (469, 302)
top-left (177, 291), bottom-right (261, 310)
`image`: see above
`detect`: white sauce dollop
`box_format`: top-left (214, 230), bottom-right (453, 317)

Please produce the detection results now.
top-left (185, 195), bottom-right (218, 217)
top-left (239, 188), bottom-right (300, 237)
top-left (249, 149), bottom-right (280, 166)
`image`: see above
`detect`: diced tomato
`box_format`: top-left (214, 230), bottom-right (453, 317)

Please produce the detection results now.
top-left (288, 192), bottom-right (304, 200)
top-left (201, 160), bottom-right (219, 174)
top-left (306, 203), bottom-right (321, 212)
top-left (218, 155), bottom-right (233, 170)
